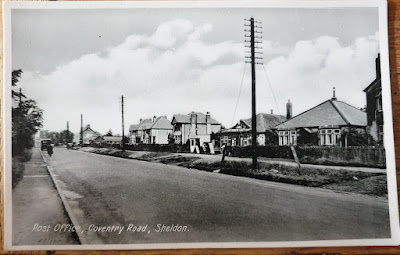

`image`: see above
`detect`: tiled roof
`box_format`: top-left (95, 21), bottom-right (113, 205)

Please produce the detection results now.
top-left (172, 112), bottom-right (220, 125)
top-left (241, 113), bottom-right (286, 133)
top-left (130, 116), bottom-right (173, 131)
top-left (103, 136), bottom-right (122, 142)
top-left (151, 116), bottom-right (173, 130)
top-left (129, 124), bottom-right (139, 132)
top-left (274, 99), bottom-right (367, 130)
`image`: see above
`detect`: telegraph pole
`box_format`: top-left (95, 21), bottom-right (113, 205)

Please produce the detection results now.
top-left (80, 114), bottom-right (83, 146)
top-left (67, 121), bottom-right (70, 143)
top-left (245, 17), bottom-right (263, 169)
top-left (121, 95), bottom-right (125, 151)
top-left (19, 88), bottom-right (22, 107)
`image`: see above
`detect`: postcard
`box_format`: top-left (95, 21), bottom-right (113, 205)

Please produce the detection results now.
top-left (3, 0), bottom-right (399, 250)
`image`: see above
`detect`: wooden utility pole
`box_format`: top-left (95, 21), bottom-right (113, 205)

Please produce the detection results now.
top-left (19, 88), bottom-right (22, 107)
top-left (245, 17), bottom-right (263, 170)
top-left (67, 121), bottom-right (70, 143)
top-left (80, 114), bottom-right (83, 146)
top-left (121, 95), bottom-right (125, 151)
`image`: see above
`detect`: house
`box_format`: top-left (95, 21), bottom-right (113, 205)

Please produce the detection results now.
top-left (171, 112), bottom-right (221, 151)
top-left (91, 135), bottom-right (122, 147)
top-left (73, 124), bottom-right (101, 146)
top-left (364, 54), bottom-right (383, 145)
top-left (273, 90), bottom-right (367, 147)
top-left (219, 111), bottom-right (286, 147)
top-left (129, 116), bottom-right (173, 144)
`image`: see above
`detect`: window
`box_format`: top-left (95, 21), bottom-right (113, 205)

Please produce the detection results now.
top-left (320, 129), bottom-right (340, 146)
top-left (279, 130), bottom-right (296, 146)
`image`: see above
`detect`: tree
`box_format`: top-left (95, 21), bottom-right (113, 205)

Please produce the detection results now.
top-left (105, 129), bottom-right (113, 136)
top-left (342, 129), bottom-right (376, 146)
top-left (60, 130), bottom-right (74, 144)
top-left (12, 70), bottom-right (43, 156)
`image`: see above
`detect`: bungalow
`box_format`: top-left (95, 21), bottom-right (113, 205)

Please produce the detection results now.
top-left (129, 116), bottom-right (173, 144)
top-left (219, 112), bottom-right (286, 146)
top-left (364, 54), bottom-right (383, 145)
top-left (91, 135), bottom-right (122, 147)
top-left (273, 91), bottom-right (367, 147)
top-left (171, 112), bottom-right (221, 151)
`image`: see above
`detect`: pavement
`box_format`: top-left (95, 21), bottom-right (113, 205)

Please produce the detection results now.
top-left (38, 147), bottom-right (390, 244)
top-left (12, 147), bottom-right (80, 246)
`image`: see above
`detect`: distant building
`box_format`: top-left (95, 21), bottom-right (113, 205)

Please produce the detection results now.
top-left (171, 112), bottom-right (221, 151)
top-left (273, 90), bottom-right (367, 147)
top-left (364, 54), bottom-right (383, 145)
top-left (73, 124), bottom-right (101, 145)
top-left (219, 112), bottom-right (286, 147)
top-left (91, 135), bottom-right (122, 147)
top-left (129, 116), bottom-right (173, 144)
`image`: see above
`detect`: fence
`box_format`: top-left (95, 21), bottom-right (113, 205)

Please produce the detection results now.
top-left (230, 145), bottom-right (386, 168)
top-left (124, 143), bottom-right (190, 153)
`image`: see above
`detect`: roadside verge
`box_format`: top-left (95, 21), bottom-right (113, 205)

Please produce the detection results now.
top-left (75, 147), bottom-right (388, 198)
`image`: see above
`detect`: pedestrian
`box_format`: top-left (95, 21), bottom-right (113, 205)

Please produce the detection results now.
top-left (221, 143), bottom-right (226, 163)
top-left (47, 144), bottom-right (53, 157)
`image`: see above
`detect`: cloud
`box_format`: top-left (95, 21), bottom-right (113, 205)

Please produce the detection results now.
top-left (18, 19), bottom-right (379, 134)
top-left (265, 34), bottom-right (379, 116)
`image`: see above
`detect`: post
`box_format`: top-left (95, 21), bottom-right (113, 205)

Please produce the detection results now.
top-left (250, 18), bottom-right (257, 169)
top-left (245, 17), bottom-right (263, 169)
top-left (80, 114), bottom-right (83, 146)
top-left (67, 121), bottom-right (69, 143)
top-left (121, 95), bottom-right (125, 151)
top-left (19, 88), bottom-right (22, 108)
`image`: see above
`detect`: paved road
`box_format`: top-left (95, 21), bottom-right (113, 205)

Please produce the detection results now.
top-left (44, 147), bottom-right (390, 244)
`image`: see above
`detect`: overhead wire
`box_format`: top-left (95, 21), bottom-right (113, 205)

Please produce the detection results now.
top-left (262, 63), bottom-right (281, 116)
top-left (231, 64), bottom-right (247, 127)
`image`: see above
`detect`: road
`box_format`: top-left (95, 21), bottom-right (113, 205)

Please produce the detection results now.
top-left (43, 147), bottom-right (391, 244)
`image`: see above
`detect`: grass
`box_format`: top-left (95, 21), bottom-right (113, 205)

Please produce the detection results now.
top-left (12, 149), bottom-right (32, 189)
top-left (79, 147), bottom-right (387, 197)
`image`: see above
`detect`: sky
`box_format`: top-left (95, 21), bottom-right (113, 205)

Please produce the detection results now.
top-left (12, 7), bottom-right (380, 135)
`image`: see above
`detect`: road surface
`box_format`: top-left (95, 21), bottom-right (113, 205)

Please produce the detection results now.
top-left (43, 147), bottom-right (390, 244)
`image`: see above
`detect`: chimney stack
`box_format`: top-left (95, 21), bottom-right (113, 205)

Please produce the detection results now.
top-left (206, 112), bottom-right (211, 135)
top-left (270, 109), bottom-right (273, 114)
top-left (286, 99), bottom-right (292, 120)
top-left (376, 53), bottom-right (381, 78)
top-left (153, 116), bottom-right (157, 122)
top-left (332, 87), bottom-right (337, 101)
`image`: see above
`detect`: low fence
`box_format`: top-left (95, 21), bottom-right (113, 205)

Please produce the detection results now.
top-left (230, 146), bottom-right (386, 168)
top-left (124, 143), bottom-right (190, 153)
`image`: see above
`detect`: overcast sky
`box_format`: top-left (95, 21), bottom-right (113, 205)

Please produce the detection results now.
top-left (12, 7), bottom-right (380, 135)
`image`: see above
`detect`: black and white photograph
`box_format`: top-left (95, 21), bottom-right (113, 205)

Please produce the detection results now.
top-left (3, 0), bottom-right (400, 250)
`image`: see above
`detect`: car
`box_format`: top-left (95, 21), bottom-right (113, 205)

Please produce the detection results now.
top-left (40, 139), bottom-right (51, 151)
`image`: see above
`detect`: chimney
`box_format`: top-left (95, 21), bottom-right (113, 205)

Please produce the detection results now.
top-left (286, 99), bottom-right (292, 120)
top-left (270, 109), bottom-right (273, 114)
top-left (139, 118), bottom-right (143, 123)
top-left (376, 54), bottom-right (381, 78)
top-left (190, 112), bottom-right (196, 135)
top-left (206, 112), bottom-right (211, 135)
top-left (332, 87), bottom-right (337, 101)
top-left (153, 116), bottom-right (157, 122)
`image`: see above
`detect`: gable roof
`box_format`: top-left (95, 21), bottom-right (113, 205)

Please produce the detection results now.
top-left (221, 113), bottom-right (285, 134)
top-left (274, 99), bottom-right (367, 130)
top-left (241, 113), bottom-right (286, 133)
top-left (151, 116), bottom-right (173, 130)
top-left (172, 112), bottom-right (220, 125)
top-left (129, 116), bottom-right (173, 132)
